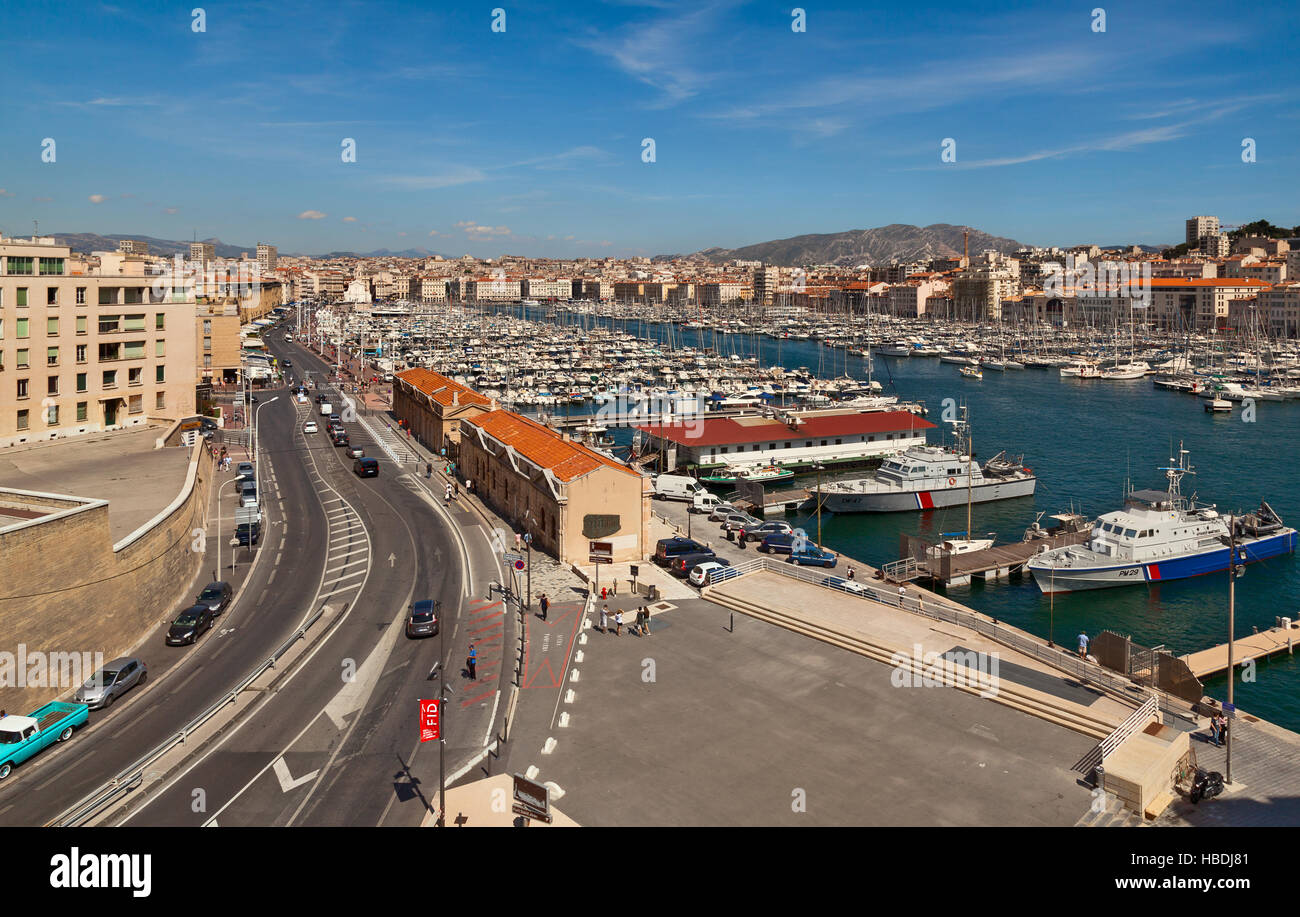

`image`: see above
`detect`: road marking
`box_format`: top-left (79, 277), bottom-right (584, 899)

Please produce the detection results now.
top-left (483, 690), bottom-right (501, 748)
top-left (272, 757), bottom-right (320, 792)
top-left (541, 737), bottom-right (557, 755)
top-left (268, 569), bottom-right (278, 584)
top-left (274, 553), bottom-right (282, 565)
top-left (564, 689), bottom-right (575, 704)
top-left (558, 712), bottom-right (570, 728)
top-left (320, 569), bottom-right (366, 590)
top-left (324, 557), bottom-right (367, 575)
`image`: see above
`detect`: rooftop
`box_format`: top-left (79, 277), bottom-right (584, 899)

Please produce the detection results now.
top-left (638, 409), bottom-right (937, 448)
top-left (464, 410), bottom-right (640, 483)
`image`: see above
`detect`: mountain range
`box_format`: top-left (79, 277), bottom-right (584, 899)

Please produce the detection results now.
top-left (44, 233), bottom-right (451, 260)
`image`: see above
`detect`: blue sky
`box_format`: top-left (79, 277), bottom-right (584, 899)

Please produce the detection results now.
top-left (1, 0), bottom-right (1296, 257)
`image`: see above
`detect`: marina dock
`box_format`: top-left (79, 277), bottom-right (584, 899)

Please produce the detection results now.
top-left (892, 530), bottom-right (1091, 586)
top-left (1180, 619), bottom-right (1300, 678)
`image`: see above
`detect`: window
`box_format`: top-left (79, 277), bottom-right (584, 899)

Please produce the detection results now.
top-left (124, 314), bottom-right (146, 332)
top-left (155, 392), bottom-right (166, 410)
top-left (99, 288), bottom-right (117, 306)
top-left (784, 442), bottom-right (791, 448)
top-left (155, 340), bottom-right (165, 357)
top-left (48, 375), bottom-right (58, 395)
top-left (47, 347), bottom-right (58, 366)
top-left (103, 369), bottom-right (117, 389)
top-left (47, 287), bottom-right (58, 305)
top-left (128, 366), bottom-right (142, 385)
top-left (17, 348), bottom-right (29, 369)
top-left (16, 317), bottom-right (28, 338)
top-left (203, 319), bottom-right (211, 334)
top-left (123, 340), bottom-right (146, 360)
top-left (75, 344), bottom-right (87, 363)
top-left (98, 342), bottom-right (121, 361)
top-left (155, 365), bottom-right (165, 383)
top-left (76, 401), bottom-right (87, 422)
top-left (16, 288), bottom-right (28, 308)
top-left (124, 288), bottom-right (144, 305)
top-left (203, 337), bottom-right (211, 351)
top-left (17, 379), bottom-right (29, 399)
top-left (128, 394), bottom-right (143, 414)
top-left (99, 315), bottom-right (120, 333)
top-left (46, 403), bottom-right (59, 425)
top-left (76, 372), bottom-right (87, 393)
top-left (47, 317), bottom-right (59, 335)
top-left (8, 256), bottom-right (33, 275)
top-left (0, 317), bottom-right (4, 338)
top-left (16, 409), bottom-right (29, 430)
top-left (38, 257), bottom-right (64, 276)
top-left (76, 316), bottom-right (87, 334)
top-left (75, 287), bottom-right (86, 305)
top-left (155, 313), bottom-right (165, 330)
top-left (203, 354), bottom-right (211, 368)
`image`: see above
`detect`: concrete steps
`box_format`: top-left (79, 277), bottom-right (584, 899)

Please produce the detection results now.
top-left (1074, 792), bottom-right (1150, 828)
top-left (705, 587), bottom-right (1117, 741)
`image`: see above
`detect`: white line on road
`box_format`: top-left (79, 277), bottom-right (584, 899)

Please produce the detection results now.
top-left (272, 757), bottom-right (319, 792)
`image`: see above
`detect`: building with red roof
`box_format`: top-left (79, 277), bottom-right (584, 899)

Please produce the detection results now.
top-left (393, 368), bottom-right (496, 456)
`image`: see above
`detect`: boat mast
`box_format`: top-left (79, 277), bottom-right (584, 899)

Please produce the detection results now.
top-left (966, 406), bottom-right (973, 543)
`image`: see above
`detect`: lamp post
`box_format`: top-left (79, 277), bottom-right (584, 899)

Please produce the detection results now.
top-left (1226, 514), bottom-right (1245, 785)
top-left (523, 532), bottom-right (532, 611)
top-left (215, 474), bottom-right (246, 579)
top-left (437, 598), bottom-right (446, 827)
top-left (252, 396), bottom-right (280, 471)
top-left (814, 462), bottom-right (825, 549)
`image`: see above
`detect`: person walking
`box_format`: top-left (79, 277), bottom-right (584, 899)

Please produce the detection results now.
top-left (1209, 716), bottom-right (1221, 747)
top-left (599, 604), bottom-right (609, 634)
top-left (1077, 632), bottom-right (1090, 660)
top-left (847, 567), bottom-right (855, 580)
top-left (642, 605), bottom-right (652, 636)
top-left (467, 644), bottom-right (477, 680)
top-left (635, 607), bottom-right (645, 635)
top-left (426, 462), bottom-right (432, 479)
top-left (454, 481), bottom-right (459, 498)
top-left (1220, 715), bottom-right (1229, 748)
top-left (610, 577), bottom-right (617, 596)
top-left (445, 484), bottom-right (453, 505)
top-left (539, 593), bottom-right (549, 622)
top-left (614, 610), bottom-right (624, 636)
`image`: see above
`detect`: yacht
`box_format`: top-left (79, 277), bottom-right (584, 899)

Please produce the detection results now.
top-left (1026, 446), bottom-right (1296, 593)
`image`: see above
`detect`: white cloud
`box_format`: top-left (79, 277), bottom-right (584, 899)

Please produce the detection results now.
top-left (342, 216), bottom-right (357, 222)
top-left (88, 194), bottom-right (106, 204)
top-left (384, 166), bottom-right (487, 189)
top-left (298, 210), bottom-right (327, 219)
top-left (428, 230), bottom-right (440, 236)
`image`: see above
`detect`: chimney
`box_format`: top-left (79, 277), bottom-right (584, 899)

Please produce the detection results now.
top-left (453, 390), bottom-right (460, 406)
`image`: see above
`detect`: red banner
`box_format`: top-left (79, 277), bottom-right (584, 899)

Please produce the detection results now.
top-left (419, 699), bottom-right (440, 742)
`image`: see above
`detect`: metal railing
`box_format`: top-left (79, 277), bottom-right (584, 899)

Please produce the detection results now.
top-left (48, 604), bottom-right (332, 827)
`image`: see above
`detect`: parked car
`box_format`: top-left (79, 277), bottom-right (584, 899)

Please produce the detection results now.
top-left (758, 533), bottom-right (796, 554)
top-left (708, 502), bottom-right (740, 522)
top-left (405, 600), bottom-right (439, 638)
top-left (196, 581), bottom-right (233, 614)
top-left (346, 445), bottom-right (365, 459)
top-left (0, 703), bottom-right (89, 779)
top-left (328, 414), bottom-right (342, 424)
top-left (236, 462), bottom-right (255, 479)
top-left (166, 604), bottom-right (216, 646)
top-left (687, 559), bottom-right (733, 586)
top-left (720, 513), bottom-right (762, 534)
top-left (354, 457), bottom-right (379, 477)
top-left (303, 420), bottom-right (318, 434)
top-left (235, 521), bottom-right (261, 546)
top-left (654, 536), bottom-right (709, 567)
top-left (741, 521), bottom-right (793, 544)
top-left (821, 575), bottom-right (869, 595)
top-left (73, 657), bottom-right (147, 710)
top-left (789, 545), bottom-right (838, 568)
top-left (668, 550), bottom-right (721, 577)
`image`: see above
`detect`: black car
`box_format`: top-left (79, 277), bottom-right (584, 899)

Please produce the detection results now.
top-left (668, 549), bottom-right (721, 577)
top-left (282, 359), bottom-right (292, 368)
top-left (405, 600), bottom-right (439, 638)
top-left (236, 521), bottom-right (261, 545)
top-left (332, 430), bottom-right (350, 447)
top-left (166, 604), bottom-right (215, 646)
top-left (654, 536), bottom-right (709, 567)
top-left (354, 457), bottom-right (379, 477)
top-left (196, 581), bottom-right (233, 614)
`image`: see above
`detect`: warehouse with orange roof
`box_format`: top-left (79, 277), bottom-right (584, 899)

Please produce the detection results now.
top-left (392, 368), bottom-right (496, 459)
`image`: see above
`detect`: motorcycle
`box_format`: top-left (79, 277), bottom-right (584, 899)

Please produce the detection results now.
top-left (1189, 768), bottom-right (1225, 804)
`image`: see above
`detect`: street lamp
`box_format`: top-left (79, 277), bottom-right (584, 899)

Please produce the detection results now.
top-left (523, 532), bottom-right (532, 611)
top-left (1226, 515), bottom-right (1246, 785)
top-left (252, 396), bottom-right (280, 470)
top-left (215, 474), bottom-right (246, 579)
top-left (814, 462), bottom-right (825, 549)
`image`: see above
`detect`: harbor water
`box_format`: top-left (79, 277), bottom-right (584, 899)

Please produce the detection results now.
top-left (529, 307), bottom-right (1300, 730)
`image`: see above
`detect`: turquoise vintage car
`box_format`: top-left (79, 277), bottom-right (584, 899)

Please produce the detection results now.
top-left (0, 702), bottom-right (89, 779)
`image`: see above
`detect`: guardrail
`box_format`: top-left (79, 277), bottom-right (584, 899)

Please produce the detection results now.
top-left (710, 556), bottom-right (1183, 718)
top-left (47, 604), bottom-right (334, 828)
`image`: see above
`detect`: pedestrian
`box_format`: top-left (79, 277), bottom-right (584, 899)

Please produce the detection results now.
top-left (1077, 632), bottom-right (1090, 659)
top-left (610, 577), bottom-right (617, 596)
top-left (898, 585), bottom-right (906, 603)
top-left (454, 481), bottom-right (459, 498)
top-left (599, 604), bottom-right (608, 633)
top-left (540, 593), bottom-right (549, 622)
top-left (635, 607), bottom-right (644, 634)
top-left (467, 644), bottom-right (477, 680)
top-left (1209, 716), bottom-right (1221, 747)
top-left (847, 567), bottom-right (855, 580)
top-left (615, 610), bottom-right (624, 636)
top-left (467, 479), bottom-right (474, 495)
top-left (737, 526), bottom-right (746, 547)
top-left (1220, 715), bottom-right (1229, 747)
top-left (426, 462), bottom-right (432, 479)
top-left (642, 605), bottom-right (652, 636)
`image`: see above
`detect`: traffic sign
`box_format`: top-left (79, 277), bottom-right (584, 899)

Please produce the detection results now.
top-left (503, 552), bottom-right (524, 563)
top-left (514, 560), bottom-right (526, 571)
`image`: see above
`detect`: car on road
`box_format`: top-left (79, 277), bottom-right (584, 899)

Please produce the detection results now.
top-left (332, 430), bottom-right (350, 447)
top-left (166, 604), bottom-right (216, 646)
top-left (72, 657), bottom-right (147, 710)
top-left (196, 581), bottom-right (233, 614)
top-left (315, 394), bottom-right (328, 404)
top-left (303, 420), bottom-right (318, 434)
top-left (788, 545), bottom-right (838, 568)
top-left (353, 457), bottom-right (379, 477)
top-left (719, 513), bottom-right (762, 534)
top-left (346, 445), bottom-right (364, 459)
top-left (741, 521), bottom-right (793, 544)
top-left (708, 502), bottom-right (740, 522)
top-left (689, 560), bottom-right (734, 587)
top-left (235, 521), bottom-right (261, 546)
top-left (820, 575), bottom-right (869, 595)
top-left (329, 413), bottom-right (342, 424)
top-left (405, 600), bottom-right (439, 638)
top-left (282, 359), bottom-right (292, 368)
top-left (668, 550), bottom-right (721, 577)
top-left (654, 536), bottom-right (709, 567)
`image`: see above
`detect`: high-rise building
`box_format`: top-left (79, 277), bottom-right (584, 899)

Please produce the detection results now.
top-left (256, 243), bottom-right (278, 272)
top-left (753, 265), bottom-right (780, 305)
top-left (1186, 216), bottom-right (1219, 249)
top-left (190, 242), bottom-right (215, 266)
top-left (117, 239), bottom-right (149, 255)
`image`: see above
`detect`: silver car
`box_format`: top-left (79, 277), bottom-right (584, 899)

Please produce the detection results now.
top-left (73, 657), bottom-right (147, 710)
top-left (708, 503), bottom-right (739, 522)
top-left (720, 513), bottom-right (762, 533)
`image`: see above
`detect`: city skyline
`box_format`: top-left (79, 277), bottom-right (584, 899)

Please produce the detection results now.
top-left (0, 0), bottom-right (1297, 257)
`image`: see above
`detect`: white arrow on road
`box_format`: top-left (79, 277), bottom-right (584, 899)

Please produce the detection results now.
top-left (388, 552), bottom-right (396, 567)
top-left (272, 757), bottom-right (319, 793)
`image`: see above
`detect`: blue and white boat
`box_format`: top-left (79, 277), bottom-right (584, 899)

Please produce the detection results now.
top-left (1026, 446), bottom-right (1296, 593)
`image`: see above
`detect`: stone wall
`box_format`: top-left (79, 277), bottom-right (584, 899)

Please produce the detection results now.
top-left (0, 441), bottom-right (212, 714)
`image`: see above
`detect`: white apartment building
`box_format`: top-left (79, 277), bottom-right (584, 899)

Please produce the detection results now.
top-left (420, 277), bottom-right (449, 303)
top-left (1186, 216), bottom-right (1220, 249)
top-left (1147, 278), bottom-right (1269, 331)
top-left (256, 243), bottom-right (278, 272)
top-left (698, 281), bottom-right (746, 306)
top-left (190, 242), bottom-right (215, 267)
top-left (0, 236), bottom-right (198, 447)
top-left (470, 278), bottom-right (522, 301)
top-left (520, 278), bottom-right (572, 300)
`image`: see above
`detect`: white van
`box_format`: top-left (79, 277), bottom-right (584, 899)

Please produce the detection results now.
top-left (652, 474), bottom-right (704, 502)
top-left (689, 492), bottom-right (723, 514)
top-left (319, 401), bottom-right (333, 416)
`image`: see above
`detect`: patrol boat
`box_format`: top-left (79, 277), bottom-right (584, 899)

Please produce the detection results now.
top-left (1026, 445), bottom-right (1297, 593)
top-left (810, 408), bottom-right (1037, 513)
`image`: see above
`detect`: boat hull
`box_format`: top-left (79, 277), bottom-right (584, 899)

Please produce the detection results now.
top-left (1029, 529), bottom-right (1297, 593)
top-left (817, 476), bottom-right (1037, 513)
